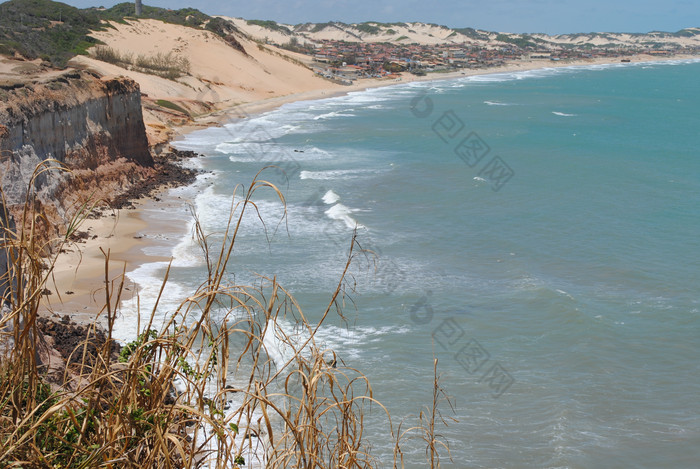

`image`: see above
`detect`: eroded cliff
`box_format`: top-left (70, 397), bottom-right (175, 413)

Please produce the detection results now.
top-left (0, 70), bottom-right (155, 239)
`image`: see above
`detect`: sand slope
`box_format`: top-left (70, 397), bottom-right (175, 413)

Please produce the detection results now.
top-left (68, 19), bottom-right (340, 144)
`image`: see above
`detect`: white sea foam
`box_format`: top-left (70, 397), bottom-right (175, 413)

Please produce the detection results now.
top-left (312, 324), bottom-right (411, 360)
top-left (335, 88), bottom-right (399, 105)
top-left (484, 100), bottom-right (514, 106)
top-left (313, 111), bottom-right (356, 120)
top-left (221, 121), bottom-right (301, 143)
top-left (449, 62), bottom-right (652, 88)
top-left (552, 111), bottom-right (577, 117)
top-left (325, 203), bottom-right (365, 230)
top-left (192, 186), bottom-right (288, 240)
top-left (300, 168), bottom-right (379, 180)
top-left (262, 317), bottom-right (309, 369)
top-left (555, 289), bottom-right (576, 300)
top-left (114, 261), bottom-right (189, 342)
top-left (263, 316), bottom-right (411, 367)
top-left (220, 142), bottom-right (331, 163)
top-left (322, 189), bottom-right (340, 204)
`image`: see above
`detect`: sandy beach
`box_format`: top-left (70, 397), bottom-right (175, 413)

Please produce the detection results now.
top-left (44, 49), bottom-right (700, 327)
top-left (45, 198), bottom-right (168, 325)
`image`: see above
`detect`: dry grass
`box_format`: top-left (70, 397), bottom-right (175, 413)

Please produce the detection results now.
top-left (91, 46), bottom-right (191, 80)
top-left (0, 166), bottom-right (454, 468)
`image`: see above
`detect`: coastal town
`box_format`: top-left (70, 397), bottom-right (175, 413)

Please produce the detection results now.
top-left (246, 23), bottom-right (700, 82)
top-left (302, 39), bottom-right (697, 81)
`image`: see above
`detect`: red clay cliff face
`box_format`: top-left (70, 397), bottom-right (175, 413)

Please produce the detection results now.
top-left (0, 71), bottom-right (154, 241)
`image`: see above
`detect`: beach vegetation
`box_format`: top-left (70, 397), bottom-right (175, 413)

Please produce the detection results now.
top-left (0, 0), bottom-right (106, 67)
top-left (495, 33), bottom-right (538, 48)
top-left (357, 23), bottom-right (382, 35)
top-left (134, 52), bottom-right (191, 79)
top-left (0, 0), bottom-right (244, 68)
top-left (91, 44), bottom-right (132, 67)
top-left (98, 2), bottom-right (228, 33)
top-left (246, 19), bottom-right (293, 35)
top-left (308, 21), bottom-right (344, 33)
top-left (91, 45), bottom-right (191, 80)
top-left (279, 36), bottom-right (315, 55)
top-left (0, 165), bottom-right (455, 467)
top-left (256, 42), bottom-right (313, 70)
top-left (673, 28), bottom-right (700, 37)
top-left (155, 99), bottom-right (190, 115)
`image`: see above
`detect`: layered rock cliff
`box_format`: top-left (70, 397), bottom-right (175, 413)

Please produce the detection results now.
top-left (0, 71), bottom-right (153, 210)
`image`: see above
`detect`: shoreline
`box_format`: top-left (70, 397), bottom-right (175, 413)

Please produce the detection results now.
top-left (44, 53), bottom-right (700, 328)
top-left (171, 53), bottom-right (700, 137)
top-left (45, 190), bottom-right (196, 328)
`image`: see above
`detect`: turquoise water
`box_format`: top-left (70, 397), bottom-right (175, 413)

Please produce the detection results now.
top-left (130, 59), bottom-right (700, 467)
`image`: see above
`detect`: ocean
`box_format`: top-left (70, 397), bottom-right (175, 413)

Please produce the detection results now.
top-left (118, 59), bottom-right (700, 468)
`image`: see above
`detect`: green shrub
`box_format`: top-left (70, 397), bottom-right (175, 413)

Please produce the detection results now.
top-left (0, 0), bottom-right (106, 67)
top-left (246, 19), bottom-right (292, 35)
top-left (155, 99), bottom-right (189, 115)
top-left (356, 23), bottom-right (381, 35)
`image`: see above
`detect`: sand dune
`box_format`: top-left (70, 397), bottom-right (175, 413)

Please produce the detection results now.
top-left (62, 18), bottom-right (699, 147)
top-left (230, 20), bottom-right (700, 49)
top-left (229, 19), bottom-right (493, 47)
top-left (69, 19), bottom-right (342, 144)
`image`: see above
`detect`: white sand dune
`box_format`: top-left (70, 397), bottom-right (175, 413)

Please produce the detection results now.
top-left (231, 20), bottom-right (700, 50)
top-left (69, 19), bottom-right (342, 143)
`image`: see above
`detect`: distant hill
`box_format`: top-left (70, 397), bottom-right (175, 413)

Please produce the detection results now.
top-left (227, 18), bottom-right (700, 51)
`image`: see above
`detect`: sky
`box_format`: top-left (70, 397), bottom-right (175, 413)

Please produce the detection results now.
top-left (60, 0), bottom-right (699, 35)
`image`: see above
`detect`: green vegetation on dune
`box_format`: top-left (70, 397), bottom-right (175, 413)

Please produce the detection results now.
top-left (0, 0), bottom-right (244, 68)
top-left (0, 0), bottom-right (105, 67)
top-left (99, 1), bottom-right (242, 38)
top-left (495, 33), bottom-right (539, 48)
top-left (307, 21), bottom-right (346, 33)
top-left (356, 23), bottom-right (381, 35)
top-left (155, 98), bottom-right (189, 115)
top-left (246, 19), bottom-right (293, 35)
top-left (453, 27), bottom-right (491, 41)
top-left (98, 2), bottom-right (211, 25)
top-left (673, 28), bottom-right (700, 37)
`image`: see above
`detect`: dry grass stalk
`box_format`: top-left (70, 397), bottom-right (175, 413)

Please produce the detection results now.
top-left (0, 166), bottom-right (454, 468)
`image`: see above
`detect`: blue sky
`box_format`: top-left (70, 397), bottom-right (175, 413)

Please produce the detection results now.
top-left (61, 0), bottom-right (698, 34)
